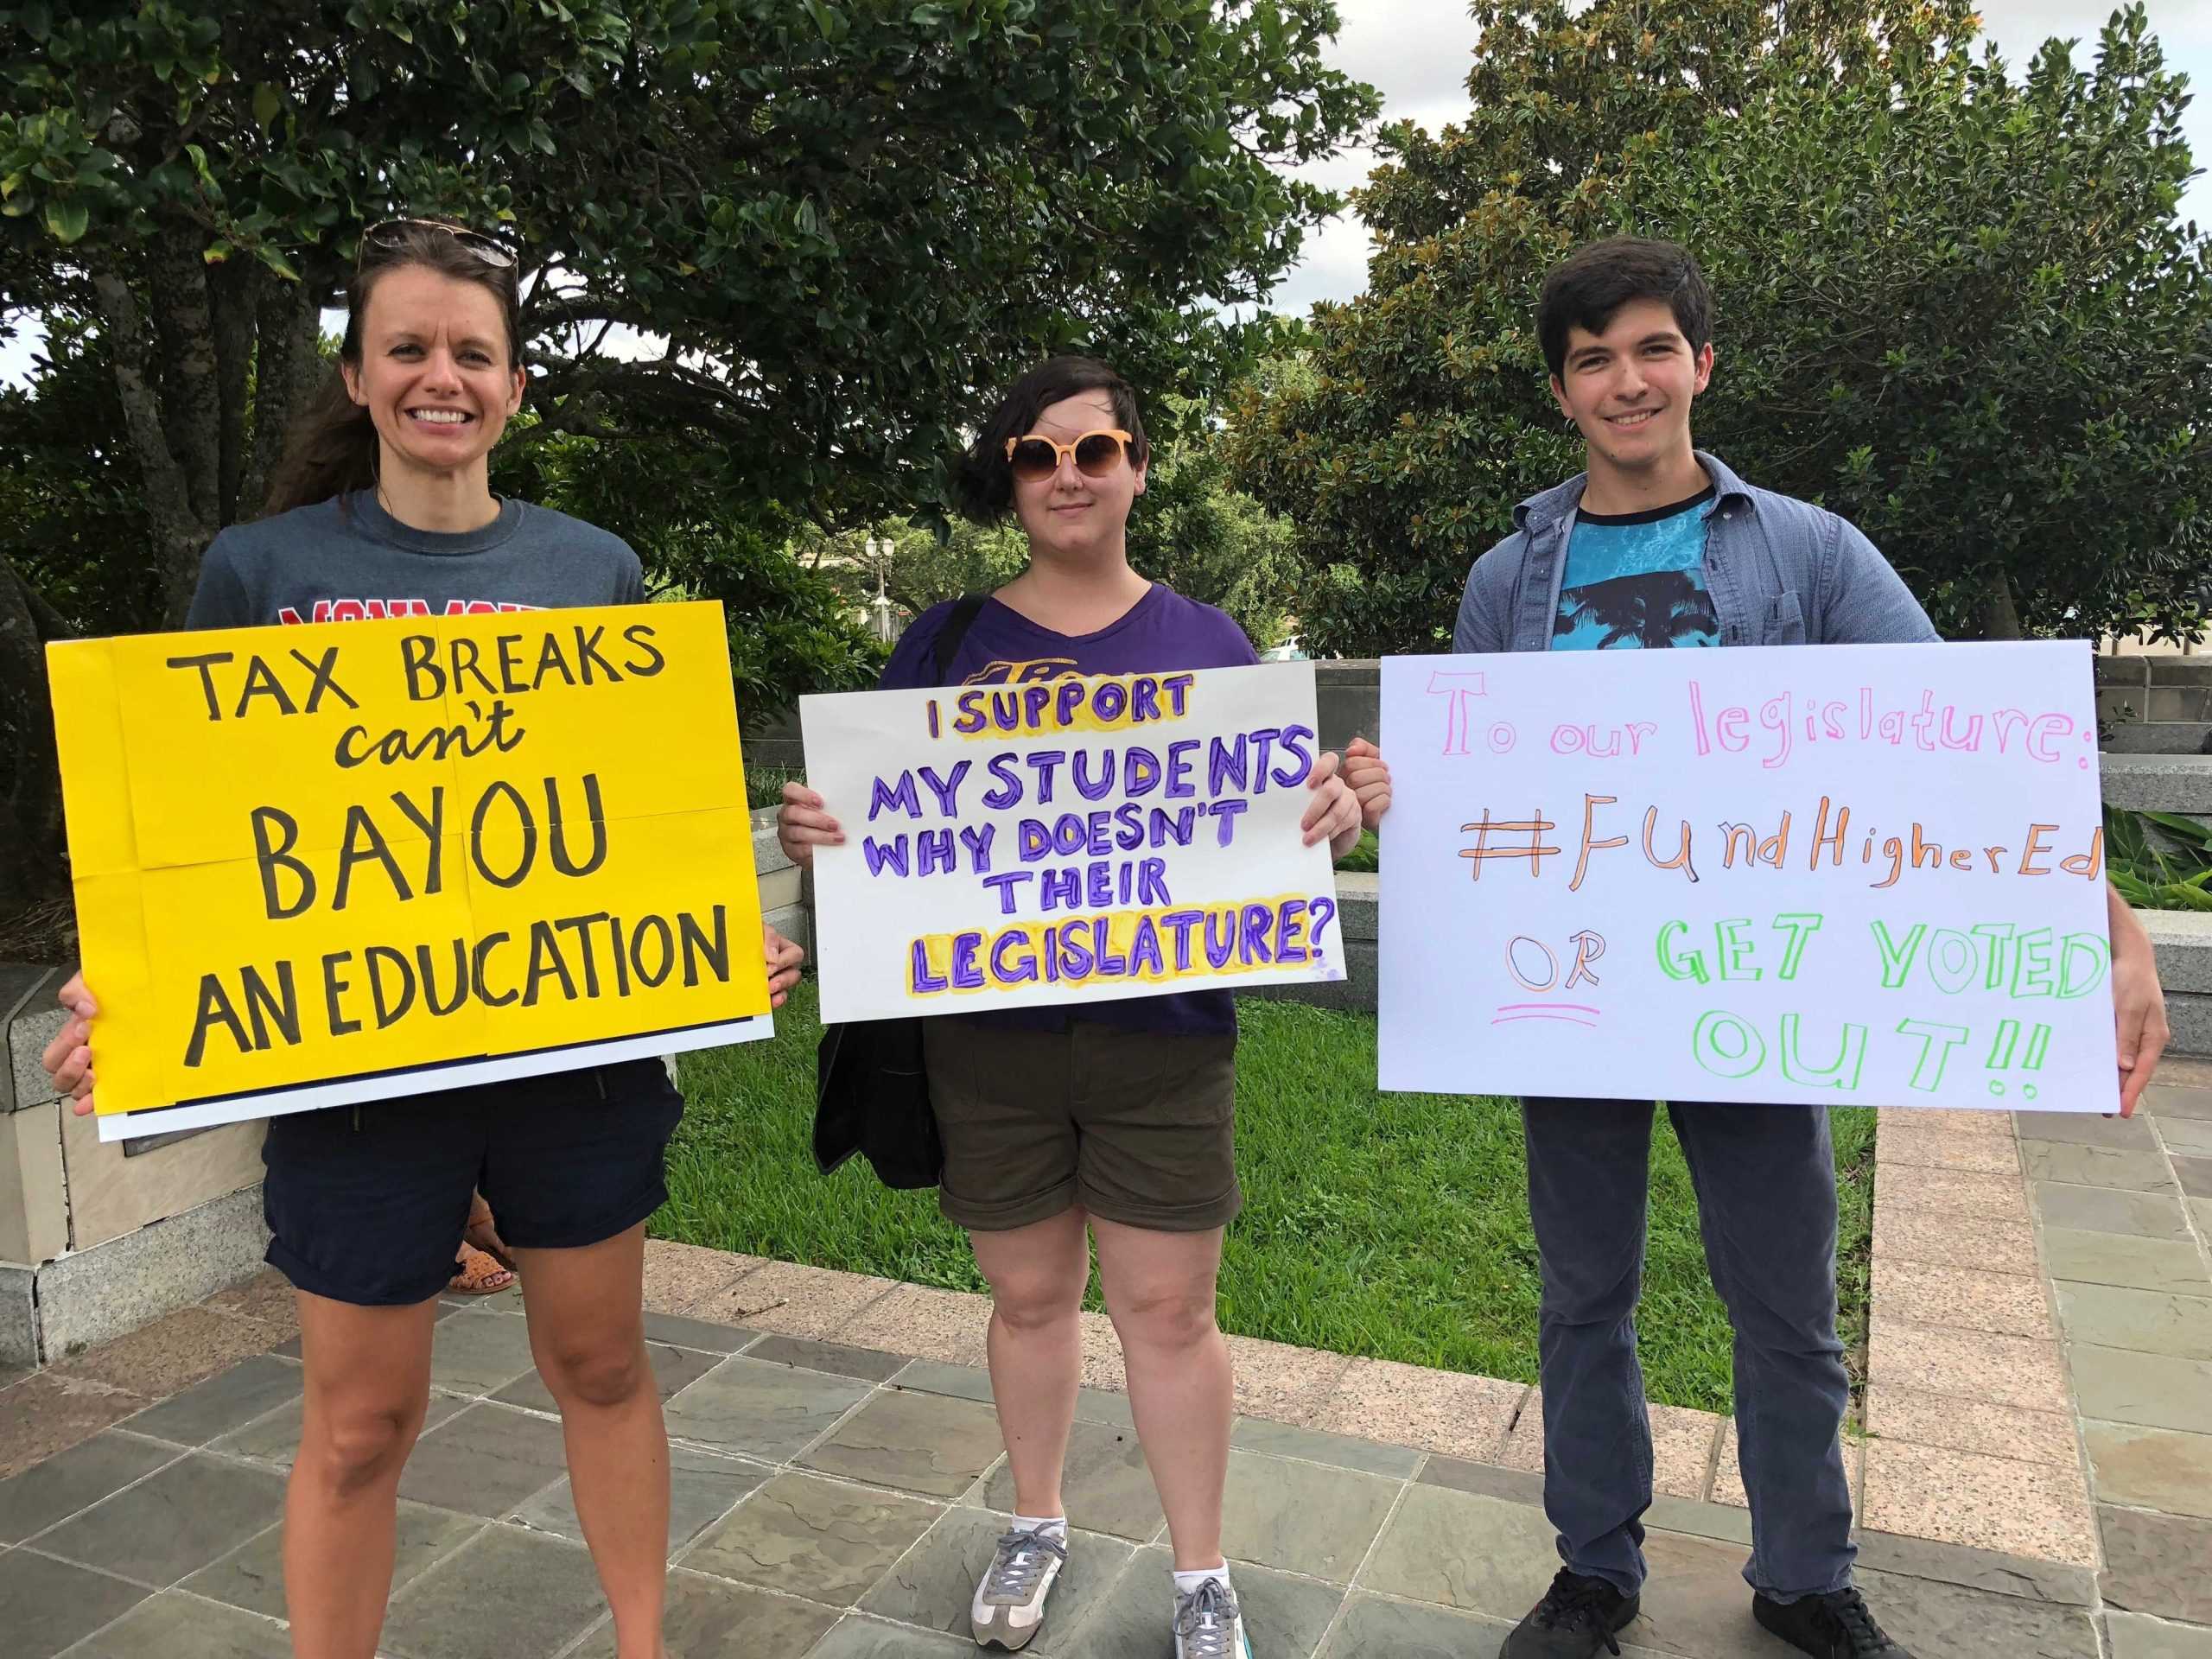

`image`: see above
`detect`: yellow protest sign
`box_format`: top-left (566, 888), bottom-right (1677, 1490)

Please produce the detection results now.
top-left (48, 601), bottom-right (772, 1141)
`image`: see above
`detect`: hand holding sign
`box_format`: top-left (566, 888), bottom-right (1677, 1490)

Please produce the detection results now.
top-left (800, 663), bottom-right (1347, 1025)
top-left (48, 601), bottom-right (776, 1141)
top-left (1379, 642), bottom-right (2125, 1113)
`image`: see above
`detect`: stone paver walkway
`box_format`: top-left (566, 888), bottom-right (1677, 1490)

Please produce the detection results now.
top-left (1866, 1104), bottom-right (2100, 1567)
top-left (0, 1249), bottom-right (2169, 1659)
top-left (2025, 1059), bottom-right (2212, 1658)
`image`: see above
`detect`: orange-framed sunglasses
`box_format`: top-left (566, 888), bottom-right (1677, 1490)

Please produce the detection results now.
top-left (1004, 429), bottom-right (1135, 482)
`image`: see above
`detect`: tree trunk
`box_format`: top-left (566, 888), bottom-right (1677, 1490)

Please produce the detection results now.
top-left (238, 273), bottom-right (329, 518)
top-left (93, 270), bottom-right (214, 627)
top-left (209, 257), bottom-right (257, 525)
top-left (1980, 568), bottom-right (2024, 641)
top-left (0, 556), bottom-right (69, 913)
top-left (145, 226), bottom-right (224, 537)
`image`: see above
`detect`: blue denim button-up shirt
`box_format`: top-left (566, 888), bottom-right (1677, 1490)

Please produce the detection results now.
top-left (1454, 452), bottom-right (1941, 653)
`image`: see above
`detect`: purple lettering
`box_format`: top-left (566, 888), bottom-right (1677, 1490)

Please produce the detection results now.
top-left (909, 939), bottom-right (948, 994)
top-left (1241, 903), bottom-right (1274, 964)
top-left (868, 772), bottom-right (920, 821)
top-left (917, 828), bottom-right (957, 875)
top-left (1163, 909), bottom-right (1204, 970)
top-left (992, 931), bottom-right (1038, 984)
top-left (1165, 740), bottom-right (1199, 798)
top-left (918, 760), bottom-right (970, 817)
top-left (982, 871), bottom-right (1033, 913)
top-left (862, 836), bottom-right (910, 877)
top-left (1126, 746), bottom-right (1161, 798)
top-left (950, 932), bottom-right (985, 990)
top-left (982, 754), bottom-right (1023, 810)
top-left (1072, 749), bottom-right (1116, 802)
top-left (1027, 749), bottom-right (1066, 803)
top-left (1040, 868), bottom-right (1081, 911)
top-left (1270, 725), bottom-right (1316, 788)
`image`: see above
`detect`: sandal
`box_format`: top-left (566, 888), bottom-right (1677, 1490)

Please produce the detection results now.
top-left (448, 1242), bottom-right (517, 1295)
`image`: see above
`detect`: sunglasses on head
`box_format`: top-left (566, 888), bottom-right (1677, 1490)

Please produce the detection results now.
top-left (1004, 429), bottom-right (1135, 483)
top-left (359, 218), bottom-right (518, 271)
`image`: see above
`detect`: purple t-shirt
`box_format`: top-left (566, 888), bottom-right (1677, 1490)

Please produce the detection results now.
top-left (879, 583), bottom-right (1260, 1036)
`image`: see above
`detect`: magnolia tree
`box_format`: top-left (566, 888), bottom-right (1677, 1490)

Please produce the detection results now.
top-left (1227, 0), bottom-right (2212, 655)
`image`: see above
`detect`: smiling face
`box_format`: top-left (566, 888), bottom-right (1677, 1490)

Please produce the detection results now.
top-left (341, 263), bottom-right (525, 486)
top-left (1008, 389), bottom-right (1147, 563)
top-left (1550, 296), bottom-right (1713, 480)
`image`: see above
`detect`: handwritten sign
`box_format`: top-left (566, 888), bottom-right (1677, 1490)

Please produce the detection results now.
top-left (1378, 644), bottom-right (2116, 1112)
top-left (48, 601), bottom-right (772, 1142)
top-left (802, 664), bottom-right (1343, 1024)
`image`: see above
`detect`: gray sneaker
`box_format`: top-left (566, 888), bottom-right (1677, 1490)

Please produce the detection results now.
top-left (1174, 1576), bottom-right (1252, 1659)
top-left (970, 1524), bottom-right (1067, 1650)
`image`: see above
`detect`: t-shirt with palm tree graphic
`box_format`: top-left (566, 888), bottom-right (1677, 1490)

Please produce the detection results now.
top-left (1552, 486), bottom-right (1719, 651)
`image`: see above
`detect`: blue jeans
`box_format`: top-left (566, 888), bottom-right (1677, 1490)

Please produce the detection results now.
top-left (1521, 1097), bottom-right (1855, 1602)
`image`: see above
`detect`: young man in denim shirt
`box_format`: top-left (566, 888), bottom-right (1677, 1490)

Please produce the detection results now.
top-left (1347, 237), bottom-right (2170, 1659)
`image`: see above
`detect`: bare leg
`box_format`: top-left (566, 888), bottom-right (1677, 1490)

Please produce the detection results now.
top-left (513, 1224), bottom-right (667, 1659)
top-left (284, 1290), bottom-right (441, 1658)
top-left (968, 1209), bottom-right (1093, 1517)
top-left (1092, 1218), bottom-right (1232, 1570)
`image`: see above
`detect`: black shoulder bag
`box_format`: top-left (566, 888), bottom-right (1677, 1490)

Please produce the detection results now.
top-left (810, 594), bottom-right (988, 1187)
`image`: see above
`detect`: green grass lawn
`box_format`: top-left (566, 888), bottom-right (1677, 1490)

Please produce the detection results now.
top-left (657, 980), bottom-right (1876, 1417)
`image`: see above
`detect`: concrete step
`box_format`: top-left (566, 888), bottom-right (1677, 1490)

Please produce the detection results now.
top-left (2101, 754), bottom-right (2212, 818)
top-left (2145, 910), bottom-right (2212, 995)
top-left (2168, 991), bottom-right (2211, 1058)
top-left (2095, 655), bottom-right (2212, 689)
top-left (2104, 721), bottom-right (2212, 755)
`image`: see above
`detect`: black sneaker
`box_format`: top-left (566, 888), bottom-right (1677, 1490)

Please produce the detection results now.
top-left (1501, 1568), bottom-right (1639, 1657)
top-left (1752, 1587), bottom-right (1914, 1657)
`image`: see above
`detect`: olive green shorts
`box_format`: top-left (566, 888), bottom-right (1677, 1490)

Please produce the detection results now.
top-left (922, 1017), bottom-right (1241, 1233)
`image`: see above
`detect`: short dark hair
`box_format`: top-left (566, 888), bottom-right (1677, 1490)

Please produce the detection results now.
top-left (953, 355), bottom-right (1151, 524)
top-left (1537, 238), bottom-right (1713, 381)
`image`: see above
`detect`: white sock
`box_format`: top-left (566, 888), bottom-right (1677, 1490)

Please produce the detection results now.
top-left (1173, 1562), bottom-right (1233, 1601)
top-left (1012, 1514), bottom-right (1068, 1540)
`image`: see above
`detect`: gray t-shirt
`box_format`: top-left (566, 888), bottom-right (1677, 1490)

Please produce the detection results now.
top-left (186, 491), bottom-right (644, 629)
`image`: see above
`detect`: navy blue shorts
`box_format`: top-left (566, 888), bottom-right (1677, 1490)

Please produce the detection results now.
top-left (261, 1058), bottom-right (685, 1306)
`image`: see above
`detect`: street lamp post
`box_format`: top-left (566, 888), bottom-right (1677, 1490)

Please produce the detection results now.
top-left (864, 535), bottom-right (899, 643)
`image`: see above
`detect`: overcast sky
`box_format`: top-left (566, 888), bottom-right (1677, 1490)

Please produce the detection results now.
top-left (3, 3), bottom-right (2206, 380)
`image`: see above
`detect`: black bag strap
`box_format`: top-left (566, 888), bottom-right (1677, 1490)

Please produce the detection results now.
top-left (931, 593), bottom-right (989, 686)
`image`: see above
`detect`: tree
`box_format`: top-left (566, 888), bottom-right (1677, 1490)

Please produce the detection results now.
top-left (0, 315), bottom-right (164, 912)
top-left (0, 0), bottom-right (1377, 900)
top-left (1226, 1), bottom-right (2212, 655)
top-left (492, 425), bottom-right (889, 730)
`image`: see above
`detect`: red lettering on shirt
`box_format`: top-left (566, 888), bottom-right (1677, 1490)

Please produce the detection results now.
top-left (273, 596), bottom-right (541, 625)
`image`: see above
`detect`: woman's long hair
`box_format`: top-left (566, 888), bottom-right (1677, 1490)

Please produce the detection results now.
top-left (262, 220), bottom-right (526, 517)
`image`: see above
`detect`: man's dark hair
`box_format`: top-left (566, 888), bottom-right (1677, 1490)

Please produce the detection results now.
top-left (953, 355), bottom-right (1150, 524)
top-left (1537, 237), bottom-right (1713, 381)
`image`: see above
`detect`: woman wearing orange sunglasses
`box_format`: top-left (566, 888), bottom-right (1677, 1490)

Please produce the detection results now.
top-left (779, 357), bottom-right (1375, 1657)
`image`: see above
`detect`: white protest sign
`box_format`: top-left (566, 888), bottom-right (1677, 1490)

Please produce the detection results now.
top-left (1379, 643), bottom-right (2117, 1112)
top-left (803, 664), bottom-right (1344, 1025)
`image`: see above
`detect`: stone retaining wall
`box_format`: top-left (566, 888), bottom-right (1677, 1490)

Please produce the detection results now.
top-left (2145, 911), bottom-right (2212, 1060)
top-left (2097, 654), bottom-right (2212, 755)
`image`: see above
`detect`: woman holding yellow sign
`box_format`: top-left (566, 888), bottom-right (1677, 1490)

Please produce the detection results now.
top-left (779, 357), bottom-right (1384, 1659)
top-left (40, 217), bottom-right (802, 1659)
